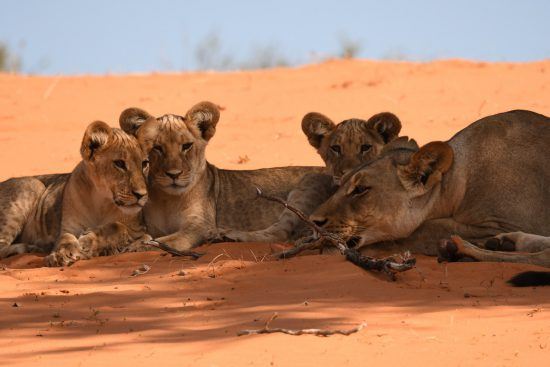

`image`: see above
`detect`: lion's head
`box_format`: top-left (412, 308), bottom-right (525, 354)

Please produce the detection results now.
top-left (119, 101), bottom-right (220, 195)
top-left (309, 139), bottom-right (453, 247)
top-left (302, 111), bottom-right (402, 184)
top-left (80, 121), bottom-right (151, 213)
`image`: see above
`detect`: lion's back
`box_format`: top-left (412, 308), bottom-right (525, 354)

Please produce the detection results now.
top-left (450, 110), bottom-right (550, 236)
top-left (215, 166), bottom-right (327, 230)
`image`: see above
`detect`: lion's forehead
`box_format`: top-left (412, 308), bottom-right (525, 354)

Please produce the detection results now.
top-left (158, 114), bottom-right (185, 129)
top-left (329, 122), bottom-right (380, 147)
top-left (156, 114), bottom-right (195, 144)
top-left (340, 156), bottom-right (393, 186)
top-left (359, 158), bottom-right (397, 181)
top-left (107, 129), bottom-right (146, 161)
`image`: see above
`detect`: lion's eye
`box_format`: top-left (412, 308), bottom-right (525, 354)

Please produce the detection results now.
top-left (153, 145), bottom-right (163, 154)
top-left (114, 160), bottom-right (127, 170)
top-left (142, 160), bottom-right (149, 170)
top-left (181, 142), bottom-right (193, 151)
top-left (330, 145), bottom-right (341, 154)
top-left (349, 185), bottom-right (370, 197)
top-left (361, 144), bottom-right (372, 153)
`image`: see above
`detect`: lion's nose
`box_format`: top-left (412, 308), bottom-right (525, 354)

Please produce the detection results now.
top-left (165, 170), bottom-right (182, 179)
top-left (132, 190), bottom-right (147, 200)
top-left (311, 216), bottom-right (328, 228)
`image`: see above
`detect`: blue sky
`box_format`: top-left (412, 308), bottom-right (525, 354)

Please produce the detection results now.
top-left (1, 0), bottom-right (549, 74)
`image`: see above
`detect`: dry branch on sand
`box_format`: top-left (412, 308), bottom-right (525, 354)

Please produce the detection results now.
top-left (255, 187), bottom-right (416, 280)
top-left (131, 264), bottom-right (151, 276)
top-left (237, 313), bottom-right (366, 337)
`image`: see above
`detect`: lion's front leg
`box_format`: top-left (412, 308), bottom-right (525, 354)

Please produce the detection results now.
top-left (45, 233), bottom-right (91, 267)
top-left (123, 234), bottom-right (156, 252)
top-left (87, 222), bottom-right (135, 255)
top-left (218, 228), bottom-right (284, 243)
top-left (45, 222), bottom-right (139, 266)
top-left (153, 230), bottom-right (206, 251)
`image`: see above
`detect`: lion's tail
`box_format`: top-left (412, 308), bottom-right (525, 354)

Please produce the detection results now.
top-left (507, 271), bottom-right (550, 287)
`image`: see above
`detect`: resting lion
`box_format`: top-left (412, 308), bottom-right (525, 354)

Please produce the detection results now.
top-left (0, 120), bottom-right (153, 266)
top-left (309, 110), bottom-right (550, 284)
top-left (118, 102), bottom-right (402, 249)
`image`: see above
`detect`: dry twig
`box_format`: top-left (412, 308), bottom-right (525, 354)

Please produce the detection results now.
top-left (131, 264), bottom-right (151, 277)
top-left (143, 240), bottom-right (203, 260)
top-left (237, 313), bottom-right (366, 337)
top-left (207, 253), bottom-right (230, 278)
top-left (256, 187), bottom-right (416, 280)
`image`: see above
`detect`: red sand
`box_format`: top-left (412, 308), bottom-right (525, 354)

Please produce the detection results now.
top-left (0, 59), bottom-right (549, 366)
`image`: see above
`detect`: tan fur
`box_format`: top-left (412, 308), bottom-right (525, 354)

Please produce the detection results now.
top-left (302, 111), bottom-right (402, 184)
top-left (120, 104), bottom-right (403, 247)
top-left (0, 122), bottom-right (152, 266)
top-left (310, 110), bottom-right (550, 267)
top-left (222, 111), bottom-right (404, 242)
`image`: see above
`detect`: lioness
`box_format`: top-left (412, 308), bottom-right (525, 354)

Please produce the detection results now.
top-left (310, 110), bottom-right (550, 276)
top-left (0, 121), bottom-right (153, 266)
top-left (118, 102), bottom-right (402, 249)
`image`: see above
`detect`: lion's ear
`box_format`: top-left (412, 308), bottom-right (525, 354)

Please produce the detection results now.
top-left (81, 121), bottom-right (112, 161)
top-left (367, 112), bottom-right (402, 143)
top-left (119, 107), bottom-right (154, 136)
top-left (398, 141), bottom-right (453, 193)
top-left (301, 112), bottom-right (336, 149)
top-left (185, 101), bottom-right (220, 141)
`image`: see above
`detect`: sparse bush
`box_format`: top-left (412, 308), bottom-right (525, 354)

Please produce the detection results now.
top-left (194, 32), bottom-right (234, 70)
top-left (192, 31), bottom-right (366, 72)
top-left (240, 44), bottom-right (289, 70)
top-left (337, 35), bottom-right (362, 59)
top-left (0, 42), bottom-right (22, 72)
top-left (193, 33), bottom-right (288, 71)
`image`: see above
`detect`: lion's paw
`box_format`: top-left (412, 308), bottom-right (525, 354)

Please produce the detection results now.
top-left (484, 236), bottom-right (516, 252)
top-left (45, 235), bottom-right (85, 267)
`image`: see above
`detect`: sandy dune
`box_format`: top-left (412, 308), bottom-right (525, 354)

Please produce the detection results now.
top-left (0, 59), bottom-right (549, 366)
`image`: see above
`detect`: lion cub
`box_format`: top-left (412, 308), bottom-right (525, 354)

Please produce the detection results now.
top-left (221, 110), bottom-right (404, 243)
top-left (0, 121), bottom-right (153, 266)
top-left (119, 102), bottom-right (402, 249)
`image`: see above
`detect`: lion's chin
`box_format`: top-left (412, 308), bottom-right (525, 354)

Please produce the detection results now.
top-left (160, 183), bottom-right (190, 195)
top-left (116, 203), bottom-right (143, 215)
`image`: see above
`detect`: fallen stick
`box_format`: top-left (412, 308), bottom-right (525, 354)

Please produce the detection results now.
top-left (237, 313), bottom-right (366, 337)
top-left (131, 264), bottom-right (151, 277)
top-left (256, 187), bottom-right (416, 280)
top-left (276, 237), bottom-right (324, 258)
top-left (143, 240), bottom-right (203, 260)
top-left (345, 248), bottom-right (416, 281)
